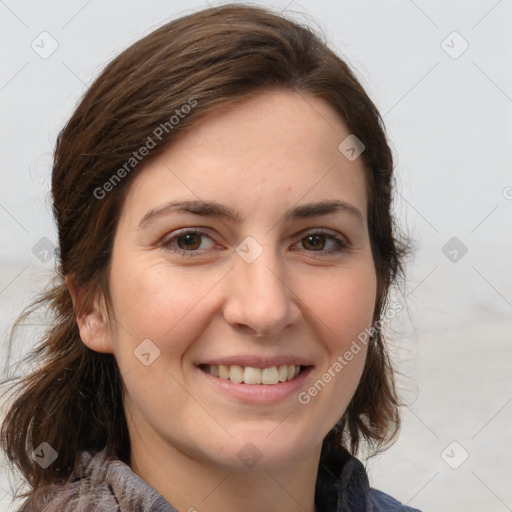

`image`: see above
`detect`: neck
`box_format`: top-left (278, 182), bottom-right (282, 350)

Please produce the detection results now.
top-left (129, 433), bottom-right (321, 512)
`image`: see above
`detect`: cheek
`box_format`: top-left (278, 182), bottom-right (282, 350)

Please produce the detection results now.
top-left (299, 263), bottom-right (376, 379)
top-left (108, 256), bottom-right (221, 358)
top-left (291, 264), bottom-right (376, 438)
top-left (298, 263), bottom-right (377, 343)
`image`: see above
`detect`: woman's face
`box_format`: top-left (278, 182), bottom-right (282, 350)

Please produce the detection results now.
top-left (91, 89), bottom-right (376, 471)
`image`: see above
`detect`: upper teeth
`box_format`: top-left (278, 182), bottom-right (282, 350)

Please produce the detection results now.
top-left (205, 364), bottom-right (301, 385)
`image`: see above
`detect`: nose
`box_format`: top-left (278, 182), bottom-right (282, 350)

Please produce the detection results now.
top-left (222, 244), bottom-right (302, 338)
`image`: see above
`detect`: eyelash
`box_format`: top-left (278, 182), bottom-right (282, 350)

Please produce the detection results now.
top-left (159, 228), bottom-right (349, 258)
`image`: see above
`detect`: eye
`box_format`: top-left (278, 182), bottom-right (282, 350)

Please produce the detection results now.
top-left (295, 230), bottom-right (348, 254)
top-left (160, 230), bottom-right (216, 256)
top-left (159, 228), bottom-right (349, 258)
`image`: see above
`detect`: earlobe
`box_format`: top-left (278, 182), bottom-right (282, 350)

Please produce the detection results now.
top-left (66, 275), bottom-right (114, 354)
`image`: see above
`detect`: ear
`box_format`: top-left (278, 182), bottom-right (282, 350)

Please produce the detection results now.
top-left (66, 275), bottom-right (113, 354)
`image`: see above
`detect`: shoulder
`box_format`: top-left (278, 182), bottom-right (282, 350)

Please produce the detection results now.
top-left (16, 449), bottom-right (176, 512)
top-left (316, 450), bottom-right (423, 512)
top-left (368, 488), bottom-right (422, 512)
top-left (16, 450), bottom-right (118, 512)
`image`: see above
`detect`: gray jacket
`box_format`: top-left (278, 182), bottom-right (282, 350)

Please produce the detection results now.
top-left (19, 449), bottom-right (422, 511)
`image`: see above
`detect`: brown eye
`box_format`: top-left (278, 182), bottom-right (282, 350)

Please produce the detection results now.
top-left (301, 234), bottom-right (327, 251)
top-left (176, 233), bottom-right (203, 250)
top-left (160, 229), bottom-right (217, 257)
top-left (294, 230), bottom-right (348, 255)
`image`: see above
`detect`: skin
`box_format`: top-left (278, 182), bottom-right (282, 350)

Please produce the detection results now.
top-left (72, 89), bottom-right (377, 512)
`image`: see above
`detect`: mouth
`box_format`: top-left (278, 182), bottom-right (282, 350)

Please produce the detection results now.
top-left (198, 364), bottom-right (310, 385)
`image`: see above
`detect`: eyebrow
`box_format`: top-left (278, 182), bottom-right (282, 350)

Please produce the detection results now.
top-left (138, 199), bottom-right (364, 228)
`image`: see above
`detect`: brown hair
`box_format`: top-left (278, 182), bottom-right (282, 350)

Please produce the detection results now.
top-left (1, 3), bottom-right (407, 503)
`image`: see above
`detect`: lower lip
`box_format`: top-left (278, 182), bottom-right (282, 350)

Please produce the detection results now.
top-left (197, 366), bottom-right (313, 404)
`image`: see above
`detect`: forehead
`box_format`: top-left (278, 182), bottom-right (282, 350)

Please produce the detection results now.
top-left (177, 89), bottom-right (354, 168)
top-left (121, 89), bottom-right (368, 224)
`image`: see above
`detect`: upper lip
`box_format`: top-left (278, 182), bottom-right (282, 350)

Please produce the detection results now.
top-left (196, 355), bottom-right (314, 368)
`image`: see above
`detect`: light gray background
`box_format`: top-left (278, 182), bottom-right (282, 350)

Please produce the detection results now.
top-left (1, 1), bottom-right (511, 510)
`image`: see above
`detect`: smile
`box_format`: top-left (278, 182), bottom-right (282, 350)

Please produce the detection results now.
top-left (199, 364), bottom-right (307, 385)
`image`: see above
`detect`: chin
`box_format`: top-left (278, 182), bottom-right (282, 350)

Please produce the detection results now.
top-left (206, 428), bottom-right (322, 472)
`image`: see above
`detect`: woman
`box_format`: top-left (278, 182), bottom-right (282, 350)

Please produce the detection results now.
top-left (1, 4), bottom-right (416, 511)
